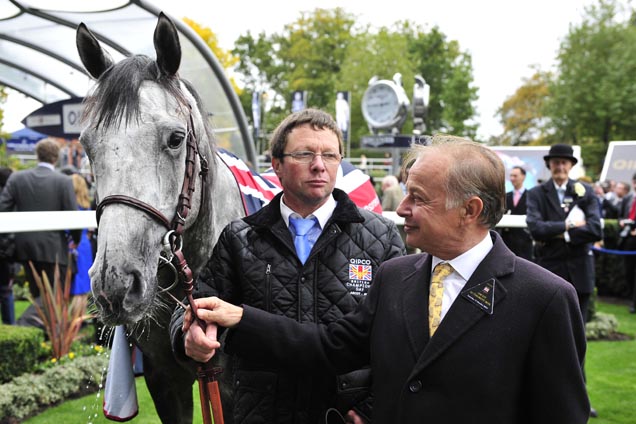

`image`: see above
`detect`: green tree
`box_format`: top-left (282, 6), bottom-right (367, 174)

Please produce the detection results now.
top-left (546, 0), bottom-right (636, 175)
top-left (407, 25), bottom-right (478, 139)
top-left (233, 8), bottom-right (356, 134)
top-left (496, 69), bottom-right (553, 146)
top-left (233, 13), bottom-right (477, 148)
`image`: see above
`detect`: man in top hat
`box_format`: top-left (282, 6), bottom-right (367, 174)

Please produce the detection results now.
top-left (525, 143), bottom-right (602, 418)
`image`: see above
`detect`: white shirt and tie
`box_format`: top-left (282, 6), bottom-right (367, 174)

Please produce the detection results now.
top-left (429, 233), bottom-right (493, 331)
top-left (280, 195), bottom-right (337, 263)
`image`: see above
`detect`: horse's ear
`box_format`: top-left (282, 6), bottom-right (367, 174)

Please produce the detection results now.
top-left (76, 22), bottom-right (114, 80)
top-left (154, 12), bottom-right (181, 77)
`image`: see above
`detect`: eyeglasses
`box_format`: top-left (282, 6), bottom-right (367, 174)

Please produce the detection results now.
top-left (281, 151), bottom-right (342, 164)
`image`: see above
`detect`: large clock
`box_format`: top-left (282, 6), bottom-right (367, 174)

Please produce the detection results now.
top-left (361, 75), bottom-right (410, 133)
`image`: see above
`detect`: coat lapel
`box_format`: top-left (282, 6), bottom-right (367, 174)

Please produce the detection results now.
top-left (401, 255), bottom-right (432, 359)
top-left (543, 180), bottom-right (565, 217)
top-left (409, 233), bottom-right (515, 378)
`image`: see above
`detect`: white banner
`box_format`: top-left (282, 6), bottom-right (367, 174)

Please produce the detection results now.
top-left (1, 210), bottom-right (526, 234)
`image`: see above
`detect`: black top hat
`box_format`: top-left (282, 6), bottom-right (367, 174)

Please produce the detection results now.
top-left (543, 143), bottom-right (578, 165)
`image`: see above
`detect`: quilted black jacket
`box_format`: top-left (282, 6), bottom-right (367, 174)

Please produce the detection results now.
top-left (171, 189), bottom-right (405, 423)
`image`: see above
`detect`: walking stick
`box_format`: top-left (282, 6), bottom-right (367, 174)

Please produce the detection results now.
top-left (175, 249), bottom-right (225, 424)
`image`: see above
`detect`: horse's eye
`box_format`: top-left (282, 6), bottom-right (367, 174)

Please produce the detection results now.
top-left (168, 132), bottom-right (184, 149)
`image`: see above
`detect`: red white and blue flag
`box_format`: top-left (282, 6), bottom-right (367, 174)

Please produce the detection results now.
top-left (218, 149), bottom-right (382, 215)
top-left (349, 264), bottom-right (373, 281)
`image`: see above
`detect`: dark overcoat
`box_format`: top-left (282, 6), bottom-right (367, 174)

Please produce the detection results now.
top-left (526, 179), bottom-right (602, 294)
top-left (226, 232), bottom-right (590, 424)
top-left (500, 190), bottom-right (533, 260)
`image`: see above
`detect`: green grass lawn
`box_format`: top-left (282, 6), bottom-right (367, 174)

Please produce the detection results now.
top-left (11, 298), bottom-right (636, 423)
top-left (587, 299), bottom-right (636, 424)
top-left (24, 378), bottom-right (204, 424)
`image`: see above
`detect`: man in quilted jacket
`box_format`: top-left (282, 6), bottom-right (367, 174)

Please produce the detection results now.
top-left (170, 108), bottom-right (405, 424)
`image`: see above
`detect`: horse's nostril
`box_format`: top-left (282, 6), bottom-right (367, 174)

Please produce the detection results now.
top-left (128, 271), bottom-right (143, 299)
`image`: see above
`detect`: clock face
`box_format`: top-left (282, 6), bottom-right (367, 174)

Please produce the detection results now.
top-left (362, 82), bottom-right (401, 129)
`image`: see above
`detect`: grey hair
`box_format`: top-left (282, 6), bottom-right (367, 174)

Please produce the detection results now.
top-left (402, 134), bottom-right (506, 228)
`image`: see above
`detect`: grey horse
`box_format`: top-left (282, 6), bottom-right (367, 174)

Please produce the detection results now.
top-left (76, 13), bottom-right (245, 423)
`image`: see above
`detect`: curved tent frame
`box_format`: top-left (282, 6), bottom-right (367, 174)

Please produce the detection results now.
top-left (0, 0), bottom-right (256, 164)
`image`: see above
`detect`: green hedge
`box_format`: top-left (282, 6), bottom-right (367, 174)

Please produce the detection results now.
top-left (0, 354), bottom-right (108, 423)
top-left (595, 220), bottom-right (631, 298)
top-left (0, 325), bottom-right (43, 384)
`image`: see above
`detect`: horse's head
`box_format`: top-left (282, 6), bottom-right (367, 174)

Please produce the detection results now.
top-left (76, 13), bottom-right (211, 326)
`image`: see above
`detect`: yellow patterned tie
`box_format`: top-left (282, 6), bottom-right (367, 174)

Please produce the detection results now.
top-left (429, 262), bottom-right (454, 337)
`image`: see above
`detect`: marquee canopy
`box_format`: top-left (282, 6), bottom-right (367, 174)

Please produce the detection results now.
top-left (0, 0), bottom-right (256, 164)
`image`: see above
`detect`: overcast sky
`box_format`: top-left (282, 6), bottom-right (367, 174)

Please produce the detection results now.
top-left (3, 0), bottom-right (597, 140)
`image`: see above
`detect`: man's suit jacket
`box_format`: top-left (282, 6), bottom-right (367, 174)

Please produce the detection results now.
top-left (0, 165), bottom-right (78, 265)
top-left (500, 190), bottom-right (533, 260)
top-left (227, 232), bottom-right (589, 423)
top-left (618, 192), bottom-right (634, 219)
top-left (526, 179), bottom-right (602, 294)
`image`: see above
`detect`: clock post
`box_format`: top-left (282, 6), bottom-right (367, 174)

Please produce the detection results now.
top-left (361, 73), bottom-right (431, 175)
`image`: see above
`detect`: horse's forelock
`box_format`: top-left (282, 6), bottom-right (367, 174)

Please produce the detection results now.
top-left (82, 55), bottom-right (186, 131)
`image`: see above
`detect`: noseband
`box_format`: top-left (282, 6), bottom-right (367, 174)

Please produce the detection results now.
top-left (95, 112), bottom-right (209, 294)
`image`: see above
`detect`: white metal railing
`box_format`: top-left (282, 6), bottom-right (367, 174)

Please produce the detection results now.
top-left (0, 210), bottom-right (527, 234)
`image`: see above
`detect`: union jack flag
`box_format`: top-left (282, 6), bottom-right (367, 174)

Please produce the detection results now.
top-left (349, 264), bottom-right (373, 281)
top-left (218, 149), bottom-right (382, 215)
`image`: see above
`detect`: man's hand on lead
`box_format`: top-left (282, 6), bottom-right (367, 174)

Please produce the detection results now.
top-left (182, 305), bottom-right (221, 363)
top-left (193, 296), bottom-right (244, 328)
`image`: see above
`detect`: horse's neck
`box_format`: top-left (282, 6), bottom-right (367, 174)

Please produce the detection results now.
top-left (181, 149), bottom-right (245, 275)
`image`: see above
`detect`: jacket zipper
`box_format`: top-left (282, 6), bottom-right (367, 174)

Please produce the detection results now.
top-left (265, 263), bottom-right (271, 312)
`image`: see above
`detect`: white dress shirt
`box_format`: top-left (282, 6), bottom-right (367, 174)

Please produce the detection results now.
top-left (431, 233), bottom-right (493, 322)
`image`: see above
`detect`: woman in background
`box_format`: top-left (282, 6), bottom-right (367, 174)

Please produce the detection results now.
top-left (70, 173), bottom-right (93, 298)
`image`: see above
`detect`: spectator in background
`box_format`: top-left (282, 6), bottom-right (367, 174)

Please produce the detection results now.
top-left (381, 174), bottom-right (404, 211)
top-left (70, 173), bottom-right (93, 299)
top-left (614, 181), bottom-right (630, 204)
top-left (618, 173), bottom-right (636, 314)
top-left (0, 138), bottom-right (81, 299)
top-left (500, 166), bottom-right (533, 261)
top-left (601, 179), bottom-right (618, 207)
top-left (526, 143), bottom-right (602, 418)
top-left (0, 167), bottom-right (15, 324)
top-left (594, 181), bottom-right (618, 219)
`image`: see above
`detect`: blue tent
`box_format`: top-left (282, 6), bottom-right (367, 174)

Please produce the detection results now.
top-left (3, 127), bottom-right (47, 152)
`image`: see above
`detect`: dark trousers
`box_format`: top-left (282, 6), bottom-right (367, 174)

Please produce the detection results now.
top-left (0, 260), bottom-right (14, 325)
top-left (23, 261), bottom-right (68, 299)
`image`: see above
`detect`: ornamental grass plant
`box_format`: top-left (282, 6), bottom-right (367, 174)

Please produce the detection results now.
top-left (26, 260), bottom-right (94, 360)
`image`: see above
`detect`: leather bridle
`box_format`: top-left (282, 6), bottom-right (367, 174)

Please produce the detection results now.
top-left (94, 111), bottom-right (209, 296)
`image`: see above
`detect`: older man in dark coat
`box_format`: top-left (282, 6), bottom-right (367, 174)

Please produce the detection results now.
top-left (526, 144), bottom-right (602, 323)
top-left (526, 143), bottom-right (602, 418)
top-left (185, 137), bottom-right (590, 424)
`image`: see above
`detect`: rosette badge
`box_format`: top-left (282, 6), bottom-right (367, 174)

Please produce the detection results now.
top-left (574, 182), bottom-right (586, 197)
